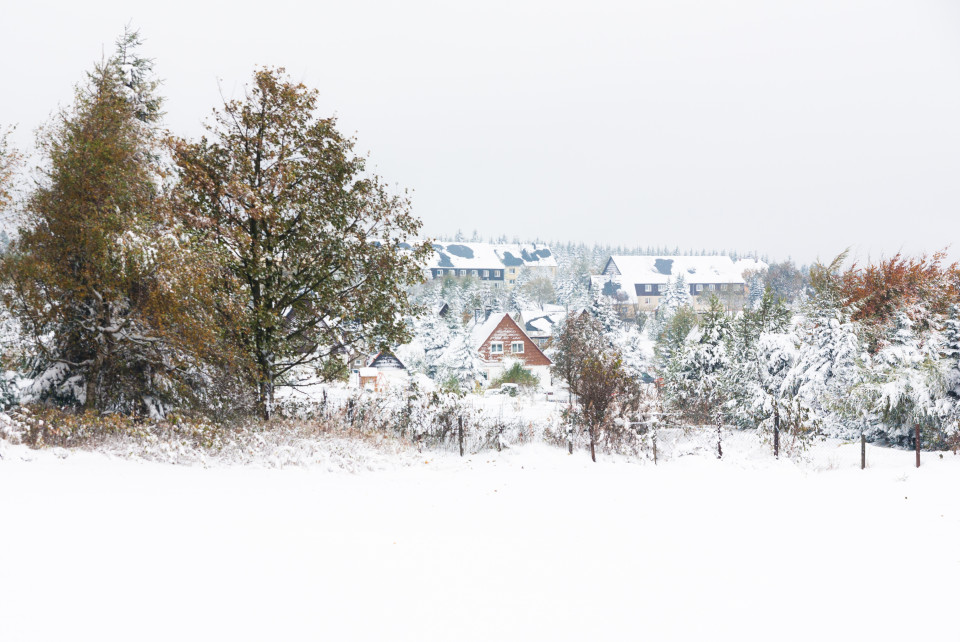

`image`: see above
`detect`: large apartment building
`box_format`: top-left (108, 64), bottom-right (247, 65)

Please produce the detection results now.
top-left (591, 255), bottom-right (766, 312)
top-left (423, 242), bottom-right (557, 289)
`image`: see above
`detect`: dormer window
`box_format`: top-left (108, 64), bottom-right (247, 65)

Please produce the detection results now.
top-left (644, 284), bottom-right (652, 293)
top-left (696, 284), bottom-right (703, 292)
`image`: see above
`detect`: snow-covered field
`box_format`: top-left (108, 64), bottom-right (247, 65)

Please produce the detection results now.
top-left (1, 433), bottom-right (957, 641)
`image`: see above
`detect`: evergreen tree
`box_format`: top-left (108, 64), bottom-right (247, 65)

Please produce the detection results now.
top-left (859, 311), bottom-right (941, 445)
top-left (663, 295), bottom-right (731, 424)
top-left (0, 127), bottom-right (19, 213)
top-left (2, 33), bottom-right (223, 416)
top-left (783, 254), bottom-right (867, 438)
top-left (940, 305), bottom-right (960, 437)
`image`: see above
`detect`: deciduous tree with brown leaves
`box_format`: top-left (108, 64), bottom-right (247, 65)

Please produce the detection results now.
top-left (173, 68), bottom-right (429, 418)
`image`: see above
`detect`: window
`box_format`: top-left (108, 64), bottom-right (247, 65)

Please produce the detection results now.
top-left (494, 270), bottom-right (501, 277)
top-left (509, 279), bottom-right (515, 285)
top-left (482, 270), bottom-right (489, 278)
top-left (644, 284), bottom-right (652, 293)
top-left (471, 269), bottom-right (478, 277)
top-left (657, 284), bottom-right (664, 292)
top-left (645, 298), bottom-right (651, 304)
top-left (490, 342), bottom-right (503, 354)
top-left (459, 269), bottom-right (466, 277)
top-left (721, 284), bottom-right (729, 291)
top-left (509, 268), bottom-right (516, 274)
top-left (708, 284), bottom-right (716, 291)
top-left (696, 284), bottom-right (703, 292)
top-left (511, 341), bottom-right (524, 354)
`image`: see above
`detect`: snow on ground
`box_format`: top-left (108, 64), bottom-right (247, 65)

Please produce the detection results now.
top-left (1, 432), bottom-right (958, 641)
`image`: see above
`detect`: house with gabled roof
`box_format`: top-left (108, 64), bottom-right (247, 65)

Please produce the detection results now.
top-left (469, 312), bottom-right (552, 386)
top-left (354, 349), bottom-right (409, 392)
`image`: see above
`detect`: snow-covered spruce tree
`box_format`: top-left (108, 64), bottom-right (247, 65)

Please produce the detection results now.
top-left (1, 31), bottom-right (225, 416)
top-left (433, 325), bottom-right (484, 393)
top-left (663, 295), bottom-right (732, 425)
top-left (653, 278), bottom-right (697, 374)
top-left (173, 68), bottom-right (430, 418)
top-left (857, 310), bottom-right (943, 446)
top-left (725, 288), bottom-right (804, 452)
top-left (940, 305), bottom-right (960, 444)
top-left (588, 290), bottom-right (621, 334)
top-left (746, 271), bottom-right (765, 310)
top-left (553, 246), bottom-right (590, 310)
top-left (782, 253), bottom-right (868, 438)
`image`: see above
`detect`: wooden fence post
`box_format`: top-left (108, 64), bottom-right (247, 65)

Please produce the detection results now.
top-left (773, 405), bottom-right (780, 459)
top-left (716, 409), bottom-right (723, 459)
top-left (458, 416), bottom-right (464, 457)
top-left (915, 423), bottom-right (921, 468)
top-left (861, 432), bottom-right (866, 470)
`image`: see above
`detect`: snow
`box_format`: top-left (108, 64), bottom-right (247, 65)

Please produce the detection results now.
top-left (1, 430), bottom-right (957, 641)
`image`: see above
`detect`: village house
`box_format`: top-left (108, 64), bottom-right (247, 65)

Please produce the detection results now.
top-left (469, 312), bottom-right (553, 386)
top-left (353, 350), bottom-right (409, 391)
top-left (590, 255), bottom-right (766, 313)
top-left (423, 242), bottom-right (558, 289)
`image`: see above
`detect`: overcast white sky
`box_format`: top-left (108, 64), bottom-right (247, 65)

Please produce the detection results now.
top-left (3, 0), bottom-right (959, 265)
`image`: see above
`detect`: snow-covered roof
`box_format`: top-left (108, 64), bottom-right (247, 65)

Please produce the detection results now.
top-left (469, 312), bottom-right (511, 350)
top-left (424, 242), bottom-right (557, 271)
top-left (519, 307), bottom-right (567, 337)
top-left (605, 255), bottom-right (757, 286)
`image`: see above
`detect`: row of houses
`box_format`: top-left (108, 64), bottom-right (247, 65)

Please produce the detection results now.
top-left (350, 249), bottom-right (765, 392)
top-left (351, 311), bottom-right (555, 392)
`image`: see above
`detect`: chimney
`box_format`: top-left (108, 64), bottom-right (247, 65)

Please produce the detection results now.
top-left (484, 306), bottom-right (492, 321)
top-left (474, 308), bottom-right (482, 323)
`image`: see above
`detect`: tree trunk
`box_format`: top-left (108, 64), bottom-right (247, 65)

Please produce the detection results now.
top-left (589, 424), bottom-right (596, 463)
top-left (85, 364), bottom-right (99, 412)
top-left (861, 432), bottom-right (866, 470)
